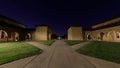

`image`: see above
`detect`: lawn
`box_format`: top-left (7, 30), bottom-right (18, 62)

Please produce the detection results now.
top-left (77, 41), bottom-right (120, 63)
top-left (65, 40), bottom-right (85, 45)
top-left (0, 42), bottom-right (42, 65)
top-left (35, 40), bottom-right (55, 46)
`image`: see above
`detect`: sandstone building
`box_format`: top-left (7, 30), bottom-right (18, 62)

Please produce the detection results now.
top-left (34, 25), bottom-right (51, 40)
top-left (0, 15), bottom-right (26, 42)
top-left (85, 16), bottom-right (120, 42)
top-left (68, 16), bottom-right (120, 42)
top-left (68, 26), bottom-right (83, 40)
top-left (0, 15), bottom-right (52, 42)
top-left (1, 15), bottom-right (120, 42)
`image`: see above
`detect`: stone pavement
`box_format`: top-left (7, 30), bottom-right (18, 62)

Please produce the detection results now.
top-left (24, 40), bottom-right (95, 68)
top-left (0, 40), bottom-right (120, 68)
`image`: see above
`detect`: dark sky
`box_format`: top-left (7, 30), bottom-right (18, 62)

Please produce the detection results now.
top-left (0, 0), bottom-right (120, 36)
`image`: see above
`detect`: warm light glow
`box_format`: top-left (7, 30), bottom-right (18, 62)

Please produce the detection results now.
top-left (0, 30), bottom-right (8, 41)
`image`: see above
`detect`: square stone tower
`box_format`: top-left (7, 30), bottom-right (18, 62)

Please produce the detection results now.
top-left (34, 25), bottom-right (51, 40)
top-left (68, 26), bottom-right (83, 40)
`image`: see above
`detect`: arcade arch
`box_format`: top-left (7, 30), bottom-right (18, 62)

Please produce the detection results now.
top-left (107, 31), bottom-right (120, 41)
top-left (11, 32), bottom-right (19, 41)
top-left (87, 34), bottom-right (92, 40)
top-left (0, 30), bottom-right (8, 41)
top-left (26, 33), bottom-right (32, 40)
top-left (97, 32), bottom-right (104, 41)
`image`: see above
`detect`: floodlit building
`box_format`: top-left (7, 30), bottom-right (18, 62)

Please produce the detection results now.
top-left (0, 15), bottom-right (52, 42)
top-left (68, 16), bottom-right (120, 42)
top-left (1, 14), bottom-right (120, 42)
top-left (84, 16), bottom-right (120, 42)
top-left (0, 15), bottom-right (26, 42)
top-left (34, 25), bottom-right (52, 40)
top-left (68, 26), bottom-right (83, 40)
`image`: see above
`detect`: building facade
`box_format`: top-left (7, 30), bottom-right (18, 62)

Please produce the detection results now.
top-left (68, 16), bottom-right (120, 42)
top-left (0, 15), bottom-right (27, 42)
top-left (0, 15), bottom-right (52, 42)
top-left (68, 26), bottom-right (83, 40)
top-left (34, 25), bottom-right (51, 40)
top-left (84, 17), bottom-right (120, 42)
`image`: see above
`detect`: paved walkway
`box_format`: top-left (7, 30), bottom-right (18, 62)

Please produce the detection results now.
top-left (71, 41), bottom-right (90, 50)
top-left (27, 41), bottom-right (48, 50)
top-left (25, 40), bottom-right (95, 68)
top-left (71, 41), bottom-right (120, 68)
top-left (0, 40), bottom-right (120, 68)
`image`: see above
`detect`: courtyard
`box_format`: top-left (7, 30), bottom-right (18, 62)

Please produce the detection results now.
top-left (0, 40), bottom-right (120, 68)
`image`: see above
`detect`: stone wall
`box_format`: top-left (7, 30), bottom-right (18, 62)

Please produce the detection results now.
top-left (34, 26), bottom-right (51, 40)
top-left (0, 25), bottom-right (26, 42)
top-left (84, 31), bottom-right (92, 40)
top-left (68, 26), bottom-right (83, 40)
top-left (91, 25), bottom-right (120, 42)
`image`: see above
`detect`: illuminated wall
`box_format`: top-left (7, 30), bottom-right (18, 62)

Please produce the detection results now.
top-left (68, 26), bottom-right (83, 40)
top-left (0, 26), bottom-right (26, 42)
top-left (90, 17), bottom-right (120, 42)
top-left (84, 31), bottom-right (92, 40)
top-left (0, 15), bottom-right (52, 42)
top-left (34, 26), bottom-right (51, 40)
top-left (0, 15), bottom-right (27, 42)
top-left (91, 25), bottom-right (120, 42)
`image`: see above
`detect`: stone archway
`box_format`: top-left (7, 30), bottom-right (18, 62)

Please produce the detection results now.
top-left (87, 34), bottom-right (92, 40)
top-left (116, 32), bottom-right (120, 38)
top-left (11, 32), bottom-right (19, 41)
top-left (115, 32), bottom-right (120, 42)
top-left (106, 31), bottom-right (120, 42)
top-left (0, 30), bottom-right (8, 41)
top-left (26, 33), bottom-right (32, 40)
top-left (97, 32), bottom-right (104, 41)
top-left (107, 31), bottom-right (116, 41)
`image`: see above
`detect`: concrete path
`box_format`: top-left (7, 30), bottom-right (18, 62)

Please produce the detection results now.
top-left (71, 41), bottom-right (120, 68)
top-left (0, 40), bottom-right (120, 68)
top-left (24, 40), bottom-right (95, 68)
top-left (27, 41), bottom-right (48, 50)
top-left (81, 54), bottom-right (120, 68)
top-left (0, 55), bottom-right (37, 68)
top-left (71, 41), bottom-right (90, 50)
top-left (0, 41), bottom-right (48, 68)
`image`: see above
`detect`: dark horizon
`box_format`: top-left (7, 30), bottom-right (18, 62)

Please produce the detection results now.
top-left (0, 0), bottom-right (120, 36)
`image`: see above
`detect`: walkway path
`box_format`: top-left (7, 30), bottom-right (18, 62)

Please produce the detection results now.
top-left (27, 41), bottom-right (48, 50)
top-left (24, 40), bottom-right (95, 68)
top-left (71, 41), bottom-right (90, 50)
top-left (70, 41), bottom-right (120, 68)
top-left (0, 40), bottom-right (120, 68)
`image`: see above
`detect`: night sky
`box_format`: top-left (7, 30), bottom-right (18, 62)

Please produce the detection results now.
top-left (0, 0), bottom-right (120, 36)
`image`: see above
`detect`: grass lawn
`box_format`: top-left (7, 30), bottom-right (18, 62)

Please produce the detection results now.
top-left (77, 41), bottom-right (120, 63)
top-left (0, 42), bottom-right (42, 65)
top-left (36, 40), bottom-right (55, 46)
top-left (65, 40), bottom-right (85, 45)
